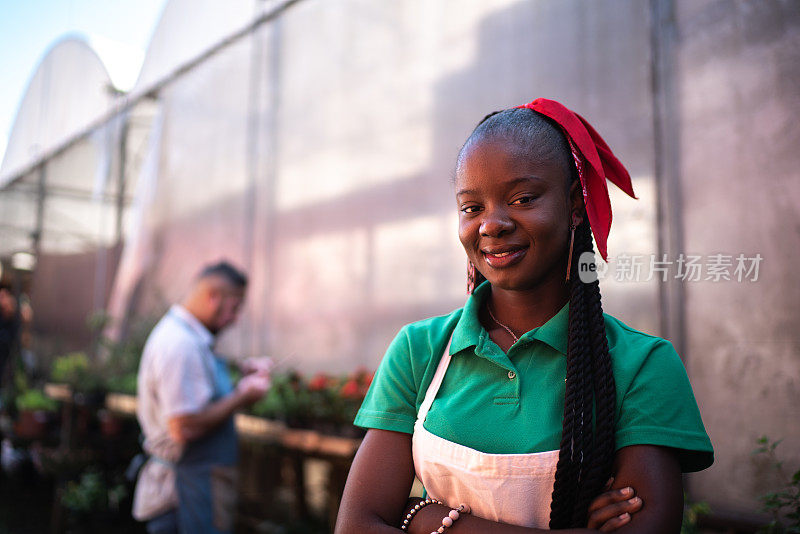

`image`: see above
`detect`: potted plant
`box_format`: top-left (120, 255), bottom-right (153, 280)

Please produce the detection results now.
top-left (333, 367), bottom-right (372, 438)
top-left (104, 372), bottom-right (137, 396)
top-left (250, 367), bottom-right (372, 437)
top-left (98, 313), bottom-right (150, 397)
top-left (307, 372), bottom-right (339, 434)
top-left (51, 352), bottom-right (106, 406)
top-left (96, 408), bottom-right (125, 439)
top-left (60, 468), bottom-right (129, 530)
top-left (50, 352), bottom-right (108, 440)
top-left (98, 372), bottom-right (137, 438)
top-left (14, 388), bottom-right (58, 440)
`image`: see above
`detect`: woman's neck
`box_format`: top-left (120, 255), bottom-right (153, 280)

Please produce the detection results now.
top-left (485, 283), bottom-right (569, 337)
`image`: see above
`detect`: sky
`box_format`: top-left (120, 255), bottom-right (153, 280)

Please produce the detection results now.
top-left (0, 0), bottom-right (168, 164)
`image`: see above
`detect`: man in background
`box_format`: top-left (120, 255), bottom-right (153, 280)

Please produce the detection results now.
top-left (133, 261), bottom-right (272, 534)
top-left (0, 287), bottom-right (19, 395)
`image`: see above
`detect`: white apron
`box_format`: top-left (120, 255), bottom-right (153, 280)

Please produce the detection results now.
top-left (411, 336), bottom-right (559, 529)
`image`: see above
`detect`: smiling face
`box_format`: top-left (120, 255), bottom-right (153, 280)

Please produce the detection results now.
top-left (456, 132), bottom-right (582, 293)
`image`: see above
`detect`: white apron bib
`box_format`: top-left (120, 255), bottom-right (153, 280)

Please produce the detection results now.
top-left (411, 336), bottom-right (559, 529)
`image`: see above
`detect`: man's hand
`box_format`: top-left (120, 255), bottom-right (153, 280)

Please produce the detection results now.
top-left (235, 373), bottom-right (270, 406)
top-left (587, 478), bottom-right (643, 532)
top-left (240, 356), bottom-right (275, 377)
top-left (168, 373), bottom-right (271, 443)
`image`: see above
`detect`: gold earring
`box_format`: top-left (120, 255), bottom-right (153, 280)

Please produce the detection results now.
top-left (566, 223), bottom-right (576, 282)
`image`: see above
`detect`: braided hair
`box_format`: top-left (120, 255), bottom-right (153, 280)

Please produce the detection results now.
top-left (459, 108), bottom-right (616, 529)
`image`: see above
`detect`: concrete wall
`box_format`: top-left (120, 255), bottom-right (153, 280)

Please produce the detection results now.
top-left (672, 0), bottom-right (800, 514)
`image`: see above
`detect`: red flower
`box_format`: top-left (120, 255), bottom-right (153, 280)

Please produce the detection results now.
top-left (363, 371), bottom-right (375, 387)
top-left (340, 379), bottom-right (361, 399)
top-left (350, 366), bottom-right (369, 383)
top-left (308, 373), bottom-right (329, 391)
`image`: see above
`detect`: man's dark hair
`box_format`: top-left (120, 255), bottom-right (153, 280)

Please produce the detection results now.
top-left (198, 261), bottom-right (248, 288)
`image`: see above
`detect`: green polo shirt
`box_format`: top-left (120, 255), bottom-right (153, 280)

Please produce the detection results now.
top-left (355, 281), bottom-right (713, 472)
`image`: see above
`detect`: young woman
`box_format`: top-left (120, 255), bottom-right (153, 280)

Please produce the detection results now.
top-left (335, 98), bottom-right (713, 533)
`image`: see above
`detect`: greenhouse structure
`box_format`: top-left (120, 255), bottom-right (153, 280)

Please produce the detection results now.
top-left (1, 0), bottom-right (798, 525)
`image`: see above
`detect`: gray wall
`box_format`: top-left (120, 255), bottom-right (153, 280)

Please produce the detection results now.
top-left (671, 0), bottom-right (800, 513)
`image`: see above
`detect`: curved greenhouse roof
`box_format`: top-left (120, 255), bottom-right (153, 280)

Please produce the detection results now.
top-left (0, 36), bottom-right (117, 186)
top-left (1, 0), bottom-right (262, 187)
top-left (133, 0), bottom-right (256, 91)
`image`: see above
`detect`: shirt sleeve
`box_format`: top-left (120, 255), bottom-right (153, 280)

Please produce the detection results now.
top-left (354, 326), bottom-right (419, 434)
top-left (157, 338), bottom-right (215, 418)
top-left (615, 338), bottom-right (714, 472)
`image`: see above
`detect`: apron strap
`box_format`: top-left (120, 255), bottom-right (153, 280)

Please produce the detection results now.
top-left (416, 336), bottom-right (453, 423)
top-left (169, 309), bottom-right (227, 400)
top-left (149, 454), bottom-right (175, 467)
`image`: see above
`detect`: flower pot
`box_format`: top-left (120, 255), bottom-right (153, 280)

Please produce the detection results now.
top-left (14, 409), bottom-right (50, 440)
top-left (73, 390), bottom-right (107, 409)
top-left (98, 409), bottom-right (123, 438)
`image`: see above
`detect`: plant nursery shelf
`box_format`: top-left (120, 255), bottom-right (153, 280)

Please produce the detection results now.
top-left (235, 414), bottom-right (361, 457)
top-left (43, 383), bottom-right (72, 402)
top-left (44, 386), bottom-right (362, 459)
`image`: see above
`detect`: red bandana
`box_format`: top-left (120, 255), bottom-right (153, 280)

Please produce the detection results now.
top-left (516, 98), bottom-right (637, 261)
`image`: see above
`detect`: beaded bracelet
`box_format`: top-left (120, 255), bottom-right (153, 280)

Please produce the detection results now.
top-left (430, 504), bottom-right (470, 534)
top-left (401, 498), bottom-right (443, 531)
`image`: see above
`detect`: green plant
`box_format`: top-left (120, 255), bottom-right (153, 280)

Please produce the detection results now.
top-left (753, 435), bottom-right (800, 533)
top-left (96, 314), bottom-right (156, 393)
top-left (104, 372), bottom-right (137, 395)
top-left (50, 352), bottom-right (103, 394)
top-left (61, 469), bottom-right (107, 512)
top-left (274, 371), bottom-right (314, 425)
top-left (251, 367), bottom-right (373, 435)
top-left (252, 371), bottom-right (328, 424)
top-left (15, 389), bottom-right (58, 412)
top-left (51, 352), bottom-right (91, 384)
top-left (86, 310), bottom-right (112, 340)
top-left (59, 467), bottom-right (129, 518)
top-left (681, 492), bottom-right (711, 534)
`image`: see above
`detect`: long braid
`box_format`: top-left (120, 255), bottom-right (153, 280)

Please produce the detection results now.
top-left (551, 220), bottom-right (612, 529)
top-left (577, 241), bottom-right (616, 519)
top-left (549, 268), bottom-right (587, 527)
top-left (568, 221), bottom-right (616, 527)
top-left (460, 107), bottom-right (617, 528)
top-left (571, 222), bottom-right (596, 526)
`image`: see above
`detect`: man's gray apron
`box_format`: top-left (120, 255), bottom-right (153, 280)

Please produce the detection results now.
top-left (172, 313), bottom-right (238, 533)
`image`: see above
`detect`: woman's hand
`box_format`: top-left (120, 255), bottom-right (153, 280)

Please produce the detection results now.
top-left (397, 478), bottom-right (644, 533)
top-left (586, 478), bottom-right (643, 532)
top-left (597, 445), bottom-right (684, 534)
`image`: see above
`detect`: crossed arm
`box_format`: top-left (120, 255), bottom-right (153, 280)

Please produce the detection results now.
top-left (335, 429), bottom-right (683, 534)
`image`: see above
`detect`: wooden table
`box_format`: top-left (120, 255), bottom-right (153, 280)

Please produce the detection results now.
top-left (45, 386), bottom-right (361, 532)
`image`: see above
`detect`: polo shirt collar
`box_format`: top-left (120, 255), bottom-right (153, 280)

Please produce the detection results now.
top-left (521, 300), bottom-right (569, 355)
top-left (450, 281), bottom-right (570, 356)
top-left (450, 281), bottom-right (490, 355)
top-left (169, 304), bottom-right (215, 348)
